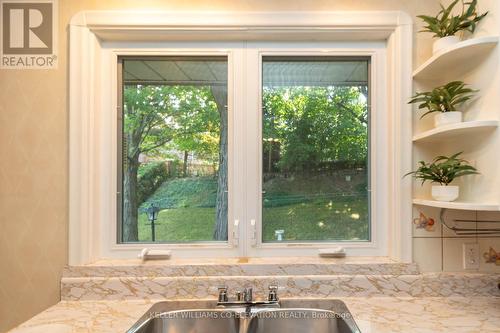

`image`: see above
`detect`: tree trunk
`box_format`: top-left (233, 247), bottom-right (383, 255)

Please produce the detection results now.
top-left (211, 86), bottom-right (228, 241)
top-left (122, 122), bottom-right (142, 242)
top-left (123, 158), bottom-right (139, 242)
top-left (183, 150), bottom-right (189, 177)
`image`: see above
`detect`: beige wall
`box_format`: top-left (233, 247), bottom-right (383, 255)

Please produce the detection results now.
top-left (0, 0), bottom-right (438, 331)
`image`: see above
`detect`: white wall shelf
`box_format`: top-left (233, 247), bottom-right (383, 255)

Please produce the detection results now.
top-left (413, 199), bottom-right (500, 211)
top-left (413, 36), bottom-right (499, 81)
top-left (412, 120), bottom-right (499, 143)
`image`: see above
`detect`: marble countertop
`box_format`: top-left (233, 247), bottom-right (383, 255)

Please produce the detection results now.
top-left (8, 296), bottom-right (500, 333)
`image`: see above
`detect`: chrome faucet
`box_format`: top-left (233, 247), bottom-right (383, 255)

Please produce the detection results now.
top-left (216, 285), bottom-right (280, 309)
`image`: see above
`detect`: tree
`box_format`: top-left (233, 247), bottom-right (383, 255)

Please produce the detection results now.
top-left (123, 85), bottom-right (227, 242)
top-left (211, 86), bottom-right (228, 241)
top-left (123, 85), bottom-right (177, 241)
top-left (171, 88), bottom-right (221, 177)
top-left (262, 86), bottom-right (368, 173)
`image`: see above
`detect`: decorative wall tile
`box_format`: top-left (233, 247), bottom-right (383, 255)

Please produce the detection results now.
top-left (412, 206), bottom-right (441, 237)
top-left (413, 208), bottom-right (500, 273)
top-left (479, 238), bottom-right (500, 273)
top-left (441, 209), bottom-right (477, 238)
top-left (476, 211), bottom-right (500, 222)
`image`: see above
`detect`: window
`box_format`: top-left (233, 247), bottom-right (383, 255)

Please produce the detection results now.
top-left (261, 57), bottom-right (370, 243)
top-left (70, 12), bottom-right (413, 264)
top-left (118, 56), bottom-right (229, 243)
top-left (117, 51), bottom-right (372, 249)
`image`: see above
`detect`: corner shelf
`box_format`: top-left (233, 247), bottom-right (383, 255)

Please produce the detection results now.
top-left (413, 199), bottom-right (500, 211)
top-left (412, 120), bottom-right (499, 143)
top-left (413, 36), bottom-right (499, 80)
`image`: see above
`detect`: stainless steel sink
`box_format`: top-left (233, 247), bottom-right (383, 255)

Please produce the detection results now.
top-left (126, 300), bottom-right (360, 333)
top-left (127, 309), bottom-right (240, 333)
top-left (247, 308), bottom-right (354, 333)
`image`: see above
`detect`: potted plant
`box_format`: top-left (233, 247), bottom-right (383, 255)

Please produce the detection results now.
top-left (418, 0), bottom-right (488, 54)
top-left (409, 81), bottom-right (477, 128)
top-left (405, 152), bottom-right (478, 202)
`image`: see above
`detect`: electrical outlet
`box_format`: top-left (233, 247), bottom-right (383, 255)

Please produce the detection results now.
top-left (462, 243), bottom-right (480, 270)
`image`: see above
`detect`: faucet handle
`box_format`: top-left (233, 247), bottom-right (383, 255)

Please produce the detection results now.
top-left (218, 286), bottom-right (228, 303)
top-left (268, 285), bottom-right (279, 302)
top-left (243, 287), bottom-right (253, 302)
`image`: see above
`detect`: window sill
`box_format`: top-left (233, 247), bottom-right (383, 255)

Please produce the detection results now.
top-left (64, 256), bottom-right (419, 277)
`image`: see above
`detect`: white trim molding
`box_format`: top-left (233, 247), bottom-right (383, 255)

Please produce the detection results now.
top-left (70, 11), bottom-right (412, 40)
top-left (69, 11), bottom-right (413, 265)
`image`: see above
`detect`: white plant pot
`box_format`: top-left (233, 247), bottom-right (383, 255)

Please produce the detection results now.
top-left (433, 36), bottom-right (460, 54)
top-left (432, 185), bottom-right (459, 202)
top-left (434, 111), bottom-right (462, 128)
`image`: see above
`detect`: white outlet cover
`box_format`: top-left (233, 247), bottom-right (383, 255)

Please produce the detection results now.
top-left (462, 243), bottom-right (480, 270)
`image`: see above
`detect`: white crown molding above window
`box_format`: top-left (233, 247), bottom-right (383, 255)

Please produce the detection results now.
top-left (69, 11), bottom-right (413, 265)
top-left (70, 11), bottom-right (412, 41)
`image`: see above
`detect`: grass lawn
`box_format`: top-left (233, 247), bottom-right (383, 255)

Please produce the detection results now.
top-left (137, 174), bottom-right (369, 242)
top-left (138, 207), bottom-right (216, 242)
top-left (262, 197), bottom-right (368, 242)
top-left (137, 197), bottom-right (368, 242)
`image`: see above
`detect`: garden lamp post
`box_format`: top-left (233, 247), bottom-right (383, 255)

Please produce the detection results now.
top-left (146, 203), bottom-right (160, 242)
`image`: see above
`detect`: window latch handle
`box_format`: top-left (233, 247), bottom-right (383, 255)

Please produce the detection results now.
top-left (250, 219), bottom-right (257, 247)
top-left (233, 220), bottom-right (239, 247)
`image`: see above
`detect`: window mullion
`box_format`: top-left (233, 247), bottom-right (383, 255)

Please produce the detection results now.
top-left (242, 45), bottom-right (264, 255)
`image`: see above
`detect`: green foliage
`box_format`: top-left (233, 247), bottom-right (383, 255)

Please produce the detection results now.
top-left (263, 86), bottom-right (368, 172)
top-left (124, 85), bottom-right (221, 160)
top-left (126, 84), bottom-right (368, 177)
top-left (405, 152), bottom-right (479, 186)
top-left (168, 87), bottom-right (221, 164)
top-left (168, 159), bottom-right (181, 178)
top-left (141, 176), bottom-right (217, 210)
top-left (137, 162), bottom-right (170, 205)
top-left (124, 86), bottom-right (174, 158)
top-left (418, 0), bottom-right (488, 38)
top-left (409, 81), bottom-right (477, 118)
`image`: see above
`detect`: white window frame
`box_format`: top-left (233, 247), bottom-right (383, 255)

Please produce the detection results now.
top-left (69, 11), bottom-right (413, 265)
top-left (110, 45), bottom-right (244, 259)
top-left (244, 42), bottom-right (387, 257)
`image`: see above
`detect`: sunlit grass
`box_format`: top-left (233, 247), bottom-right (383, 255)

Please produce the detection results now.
top-left (137, 175), bottom-right (369, 243)
top-left (262, 198), bottom-right (368, 242)
top-left (137, 197), bottom-right (368, 243)
top-left (138, 207), bottom-right (216, 242)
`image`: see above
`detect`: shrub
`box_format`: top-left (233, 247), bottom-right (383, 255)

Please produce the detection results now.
top-left (138, 162), bottom-right (170, 204)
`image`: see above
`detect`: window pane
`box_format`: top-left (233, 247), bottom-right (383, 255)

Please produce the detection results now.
top-left (262, 56), bottom-right (370, 242)
top-left (120, 57), bottom-right (228, 243)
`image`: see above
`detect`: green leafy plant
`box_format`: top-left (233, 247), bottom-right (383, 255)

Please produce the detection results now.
top-left (409, 81), bottom-right (477, 119)
top-left (418, 0), bottom-right (488, 38)
top-left (405, 152), bottom-right (478, 186)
